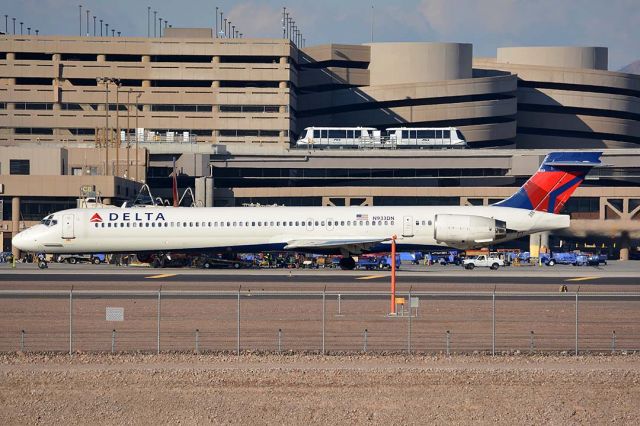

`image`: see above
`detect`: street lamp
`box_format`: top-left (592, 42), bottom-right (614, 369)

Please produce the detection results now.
top-left (135, 92), bottom-right (142, 182)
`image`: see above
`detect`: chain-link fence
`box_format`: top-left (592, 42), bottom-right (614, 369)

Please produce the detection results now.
top-left (1, 290), bottom-right (639, 355)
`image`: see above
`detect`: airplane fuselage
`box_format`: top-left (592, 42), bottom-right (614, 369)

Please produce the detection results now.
top-left (13, 205), bottom-right (569, 255)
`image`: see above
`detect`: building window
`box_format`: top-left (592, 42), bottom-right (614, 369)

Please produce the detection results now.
top-left (10, 160), bottom-right (30, 175)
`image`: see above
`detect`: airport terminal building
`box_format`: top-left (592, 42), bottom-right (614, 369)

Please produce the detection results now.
top-left (1, 30), bottom-right (639, 257)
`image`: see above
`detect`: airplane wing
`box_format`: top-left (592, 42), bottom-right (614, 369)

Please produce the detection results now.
top-left (284, 237), bottom-right (391, 253)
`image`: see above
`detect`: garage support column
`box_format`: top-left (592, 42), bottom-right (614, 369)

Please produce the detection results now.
top-left (529, 231), bottom-right (549, 259)
top-left (11, 197), bottom-right (20, 258)
top-left (619, 232), bottom-right (630, 261)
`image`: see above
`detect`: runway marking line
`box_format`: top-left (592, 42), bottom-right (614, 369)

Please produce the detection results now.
top-left (145, 273), bottom-right (177, 279)
top-left (356, 275), bottom-right (386, 280)
top-left (565, 276), bottom-right (599, 282)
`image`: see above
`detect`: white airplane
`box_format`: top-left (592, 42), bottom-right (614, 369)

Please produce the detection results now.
top-left (12, 151), bottom-right (602, 270)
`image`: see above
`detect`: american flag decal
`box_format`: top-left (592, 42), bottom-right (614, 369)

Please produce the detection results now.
top-left (356, 214), bottom-right (368, 220)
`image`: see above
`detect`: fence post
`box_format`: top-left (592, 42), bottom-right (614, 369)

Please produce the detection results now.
top-left (157, 289), bottom-right (161, 354)
top-left (195, 329), bottom-right (200, 354)
top-left (337, 294), bottom-right (341, 315)
top-left (20, 330), bottom-right (25, 352)
top-left (611, 330), bottom-right (616, 354)
top-left (111, 329), bottom-right (116, 354)
top-left (575, 291), bottom-right (579, 356)
top-left (492, 289), bottom-right (496, 356)
top-left (446, 330), bottom-right (450, 356)
top-left (408, 289), bottom-right (412, 354)
top-left (322, 288), bottom-right (326, 354)
top-left (363, 329), bottom-right (368, 353)
top-left (278, 329), bottom-right (282, 353)
top-left (530, 331), bottom-right (535, 353)
top-left (69, 288), bottom-right (73, 355)
top-left (237, 288), bottom-right (241, 356)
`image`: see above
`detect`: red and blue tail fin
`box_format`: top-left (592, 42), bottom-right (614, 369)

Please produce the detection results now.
top-left (494, 152), bottom-right (602, 214)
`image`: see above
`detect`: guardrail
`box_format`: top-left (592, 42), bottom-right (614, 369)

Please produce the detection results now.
top-left (0, 290), bottom-right (638, 355)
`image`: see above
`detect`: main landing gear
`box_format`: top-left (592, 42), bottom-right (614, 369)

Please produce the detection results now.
top-left (339, 257), bottom-right (356, 270)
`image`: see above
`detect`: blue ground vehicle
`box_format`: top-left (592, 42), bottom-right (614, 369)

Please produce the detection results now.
top-left (587, 254), bottom-right (607, 266)
top-left (356, 256), bottom-right (401, 270)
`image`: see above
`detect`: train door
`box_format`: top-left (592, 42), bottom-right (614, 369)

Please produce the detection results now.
top-left (402, 216), bottom-right (414, 237)
top-left (62, 214), bottom-right (75, 239)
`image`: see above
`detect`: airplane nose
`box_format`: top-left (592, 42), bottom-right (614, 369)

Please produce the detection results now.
top-left (12, 230), bottom-right (34, 252)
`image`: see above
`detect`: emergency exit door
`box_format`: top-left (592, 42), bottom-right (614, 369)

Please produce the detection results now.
top-left (62, 214), bottom-right (75, 239)
top-left (402, 216), bottom-right (414, 237)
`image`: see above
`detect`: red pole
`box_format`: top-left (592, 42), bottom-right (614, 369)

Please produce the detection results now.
top-left (390, 235), bottom-right (397, 314)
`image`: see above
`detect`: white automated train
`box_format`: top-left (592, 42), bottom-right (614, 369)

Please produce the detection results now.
top-left (295, 126), bottom-right (466, 149)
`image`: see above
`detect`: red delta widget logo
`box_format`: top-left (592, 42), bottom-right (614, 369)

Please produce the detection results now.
top-left (89, 212), bottom-right (167, 222)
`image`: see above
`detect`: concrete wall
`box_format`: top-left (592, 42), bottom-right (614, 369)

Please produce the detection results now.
top-left (366, 42), bottom-right (472, 85)
top-left (497, 46), bottom-right (608, 70)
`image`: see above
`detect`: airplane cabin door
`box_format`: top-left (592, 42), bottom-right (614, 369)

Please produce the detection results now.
top-left (62, 214), bottom-right (75, 239)
top-left (402, 216), bottom-right (414, 237)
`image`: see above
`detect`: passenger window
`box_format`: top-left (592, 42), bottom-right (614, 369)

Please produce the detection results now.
top-left (416, 220), bottom-right (419, 226)
top-left (391, 221), bottom-right (394, 226)
top-left (252, 222), bottom-right (256, 226)
top-left (384, 220), bottom-right (388, 225)
top-left (258, 222), bottom-right (262, 226)
top-left (428, 220), bottom-right (432, 226)
top-left (315, 221), bottom-right (319, 226)
top-left (321, 221), bottom-right (325, 226)
top-left (277, 221), bottom-right (281, 226)
top-left (359, 221), bottom-right (363, 226)
top-left (340, 221), bottom-right (344, 226)
top-left (289, 221), bottom-right (293, 226)
top-left (94, 223), bottom-right (98, 228)
top-left (226, 222), bottom-right (230, 227)
top-left (347, 221), bottom-right (351, 225)
top-left (366, 221), bottom-right (370, 226)
top-left (239, 222), bottom-right (243, 227)
top-left (295, 221), bottom-right (299, 226)
top-left (232, 222), bottom-right (237, 226)
top-left (183, 222), bottom-right (187, 227)
top-left (328, 221), bottom-right (332, 226)
top-left (146, 223), bottom-right (150, 228)
top-left (270, 221), bottom-right (274, 226)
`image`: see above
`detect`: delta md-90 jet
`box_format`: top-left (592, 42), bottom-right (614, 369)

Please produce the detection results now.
top-left (12, 152), bottom-right (602, 270)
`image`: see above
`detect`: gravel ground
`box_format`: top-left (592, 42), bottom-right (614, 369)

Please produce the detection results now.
top-left (1, 353), bottom-right (639, 425)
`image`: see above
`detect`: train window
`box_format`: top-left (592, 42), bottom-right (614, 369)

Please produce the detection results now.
top-left (320, 130), bottom-right (327, 138)
top-left (435, 130), bottom-right (442, 139)
top-left (443, 130), bottom-right (450, 138)
top-left (409, 130), bottom-right (417, 139)
top-left (328, 130), bottom-right (345, 139)
top-left (401, 130), bottom-right (409, 139)
top-left (354, 130), bottom-right (361, 138)
top-left (346, 130), bottom-right (354, 138)
top-left (313, 130), bottom-right (320, 138)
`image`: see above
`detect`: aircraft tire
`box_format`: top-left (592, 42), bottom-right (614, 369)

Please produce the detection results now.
top-left (68, 257), bottom-right (77, 265)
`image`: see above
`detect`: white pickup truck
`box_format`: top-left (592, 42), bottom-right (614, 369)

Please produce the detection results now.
top-left (463, 255), bottom-right (505, 270)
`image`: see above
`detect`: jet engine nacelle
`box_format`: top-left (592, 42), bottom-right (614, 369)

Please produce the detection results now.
top-left (434, 214), bottom-right (507, 248)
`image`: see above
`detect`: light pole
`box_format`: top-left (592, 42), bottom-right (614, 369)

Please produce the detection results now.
top-left (106, 23), bottom-right (109, 36)
top-left (215, 7), bottom-right (218, 38)
top-left (135, 92), bottom-right (142, 182)
top-left (93, 16), bottom-right (96, 36)
top-left (219, 12), bottom-right (223, 37)
top-left (127, 89), bottom-right (131, 178)
top-left (100, 19), bottom-right (103, 36)
top-left (12, 17), bottom-right (15, 35)
top-left (79, 5), bottom-right (82, 36)
top-left (86, 10), bottom-right (89, 36)
top-left (282, 7), bottom-right (286, 38)
top-left (223, 18), bottom-right (227, 37)
top-left (20, 22), bottom-right (23, 35)
top-left (159, 18), bottom-right (163, 37)
top-left (153, 11), bottom-right (157, 37)
top-left (147, 6), bottom-right (151, 37)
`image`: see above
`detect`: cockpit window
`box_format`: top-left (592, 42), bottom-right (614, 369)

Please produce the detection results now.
top-left (41, 215), bottom-right (57, 227)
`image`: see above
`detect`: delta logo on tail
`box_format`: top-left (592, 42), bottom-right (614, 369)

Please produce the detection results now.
top-left (495, 152), bottom-right (602, 214)
top-left (90, 213), bottom-right (103, 223)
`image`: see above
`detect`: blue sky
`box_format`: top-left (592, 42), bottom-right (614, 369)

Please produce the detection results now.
top-left (3, 0), bottom-right (639, 70)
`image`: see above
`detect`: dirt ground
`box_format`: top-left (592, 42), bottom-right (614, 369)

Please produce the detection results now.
top-left (1, 353), bottom-right (639, 425)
